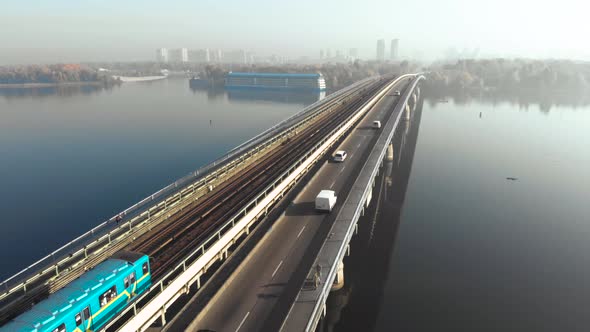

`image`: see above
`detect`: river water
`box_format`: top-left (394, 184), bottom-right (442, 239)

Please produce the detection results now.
top-left (2, 80), bottom-right (590, 330)
top-left (326, 94), bottom-right (590, 331)
top-left (0, 79), bottom-right (318, 280)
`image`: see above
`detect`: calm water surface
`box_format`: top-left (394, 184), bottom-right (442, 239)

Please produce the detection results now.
top-left (330, 97), bottom-right (590, 331)
top-left (3, 81), bottom-right (590, 330)
top-left (0, 79), bottom-right (317, 279)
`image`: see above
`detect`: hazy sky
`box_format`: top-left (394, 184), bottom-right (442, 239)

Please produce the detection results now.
top-left (1, 0), bottom-right (589, 64)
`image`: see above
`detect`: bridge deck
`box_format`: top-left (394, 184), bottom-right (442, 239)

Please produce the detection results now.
top-left (0, 78), bottom-right (379, 326)
top-left (162, 76), bottom-right (413, 332)
top-left (280, 76), bottom-right (422, 331)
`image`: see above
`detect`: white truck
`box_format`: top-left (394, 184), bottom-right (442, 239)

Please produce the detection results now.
top-left (315, 190), bottom-right (337, 212)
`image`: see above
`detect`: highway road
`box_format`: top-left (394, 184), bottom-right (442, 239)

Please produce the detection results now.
top-left (163, 77), bottom-right (410, 332)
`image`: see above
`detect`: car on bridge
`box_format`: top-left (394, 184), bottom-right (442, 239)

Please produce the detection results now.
top-left (333, 150), bottom-right (347, 162)
top-left (393, 90), bottom-right (401, 96)
top-left (1, 251), bottom-right (151, 332)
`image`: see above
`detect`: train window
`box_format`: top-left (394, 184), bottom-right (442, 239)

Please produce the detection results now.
top-left (98, 285), bottom-right (118, 308)
top-left (124, 276), bottom-right (129, 288)
top-left (52, 323), bottom-right (66, 332)
top-left (83, 307), bottom-right (90, 320)
top-left (142, 262), bottom-right (148, 275)
top-left (75, 312), bottom-right (82, 326)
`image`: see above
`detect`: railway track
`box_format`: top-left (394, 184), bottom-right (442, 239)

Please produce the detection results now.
top-left (130, 78), bottom-right (392, 278)
top-left (125, 83), bottom-right (379, 263)
top-left (0, 77), bottom-right (390, 327)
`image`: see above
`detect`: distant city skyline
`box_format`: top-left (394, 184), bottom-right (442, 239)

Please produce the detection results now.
top-left (376, 39), bottom-right (385, 62)
top-left (391, 39), bottom-right (399, 60)
top-left (1, 0), bottom-right (589, 64)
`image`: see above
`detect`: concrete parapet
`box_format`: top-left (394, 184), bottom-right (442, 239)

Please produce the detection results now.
top-left (331, 262), bottom-right (344, 291)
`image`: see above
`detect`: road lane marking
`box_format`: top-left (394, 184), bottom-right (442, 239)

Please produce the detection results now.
top-left (297, 225), bottom-right (306, 238)
top-left (236, 312), bottom-right (250, 332)
top-left (329, 180), bottom-right (336, 189)
top-left (272, 260), bottom-right (284, 278)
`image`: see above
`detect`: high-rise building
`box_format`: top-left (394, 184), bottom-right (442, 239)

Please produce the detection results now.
top-left (326, 49), bottom-right (332, 59)
top-left (224, 50), bottom-right (247, 64)
top-left (169, 48), bottom-right (188, 63)
top-left (210, 49), bottom-right (223, 62)
top-left (246, 53), bottom-right (256, 64)
top-left (320, 49), bottom-right (325, 60)
top-left (188, 49), bottom-right (210, 63)
top-left (376, 39), bottom-right (385, 61)
top-left (156, 48), bottom-right (168, 63)
top-left (348, 48), bottom-right (358, 60)
top-left (390, 39), bottom-right (399, 60)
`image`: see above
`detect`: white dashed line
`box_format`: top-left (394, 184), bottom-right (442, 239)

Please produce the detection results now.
top-left (236, 312), bottom-right (250, 332)
top-left (297, 225), bottom-right (306, 238)
top-left (272, 260), bottom-right (283, 278)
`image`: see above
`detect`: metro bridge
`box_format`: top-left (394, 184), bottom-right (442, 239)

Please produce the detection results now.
top-left (0, 73), bottom-right (424, 332)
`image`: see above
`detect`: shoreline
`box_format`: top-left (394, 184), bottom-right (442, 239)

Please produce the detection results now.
top-left (112, 75), bottom-right (167, 83)
top-left (0, 81), bottom-right (108, 88)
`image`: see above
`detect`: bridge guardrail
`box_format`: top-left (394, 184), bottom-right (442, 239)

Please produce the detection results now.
top-left (0, 77), bottom-right (377, 303)
top-left (104, 77), bottom-right (395, 332)
top-left (289, 75), bottom-right (425, 332)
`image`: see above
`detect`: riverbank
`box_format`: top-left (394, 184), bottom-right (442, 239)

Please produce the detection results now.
top-left (112, 75), bottom-right (167, 83)
top-left (0, 81), bottom-right (112, 88)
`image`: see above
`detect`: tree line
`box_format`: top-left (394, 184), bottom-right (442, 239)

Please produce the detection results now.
top-left (84, 60), bottom-right (420, 90)
top-left (424, 59), bottom-right (590, 93)
top-left (0, 64), bottom-right (116, 84)
top-left (198, 60), bottom-right (420, 90)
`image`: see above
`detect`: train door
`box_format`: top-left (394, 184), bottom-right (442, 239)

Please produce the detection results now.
top-left (75, 306), bottom-right (92, 331)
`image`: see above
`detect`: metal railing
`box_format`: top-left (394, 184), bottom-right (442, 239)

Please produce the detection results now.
top-left (103, 76), bottom-right (390, 332)
top-left (299, 75), bottom-right (425, 332)
top-left (0, 76), bottom-right (377, 301)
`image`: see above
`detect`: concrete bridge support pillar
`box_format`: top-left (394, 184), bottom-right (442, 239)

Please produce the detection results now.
top-left (405, 103), bottom-right (411, 121)
top-left (416, 86), bottom-right (421, 99)
top-left (386, 143), bottom-right (394, 161)
top-left (331, 262), bottom-right (345, 291)
top-left (365, 186), bottom-right (373, 208)
top-left (412, 92), bottom-right (417, 105)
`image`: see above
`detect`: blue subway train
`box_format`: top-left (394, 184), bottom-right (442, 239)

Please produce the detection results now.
top-left (1, 251), bottom-right (151, 332)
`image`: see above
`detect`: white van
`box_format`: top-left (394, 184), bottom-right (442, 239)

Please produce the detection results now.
top-left (315, 190), bottom-right (337, 212)
top-left (333, 150), bottom-right (347, 162)
top-left (372, 120), bottom-right (382, 129)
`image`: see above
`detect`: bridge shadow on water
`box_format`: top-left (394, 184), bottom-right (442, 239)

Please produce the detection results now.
top-left (318, 98), bottom-right (424, 332)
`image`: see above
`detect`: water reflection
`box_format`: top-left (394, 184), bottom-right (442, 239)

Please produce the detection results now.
top-left (189, 82), bottom-right (325, 105)
top-left (0, 84), bottom-right (115, 100)
top-left (227, 89), bottom-right (325, 105)
top-left (320, 99), bottom-right (423, 332)
top-left (326, 93), bottom-right (590, 332)
top-left (0, 78), bottom-right (312, 279)
top-left (424, 87), bottom-right (590, 113)
top-left (188, 84), bottom-right (227, 101)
